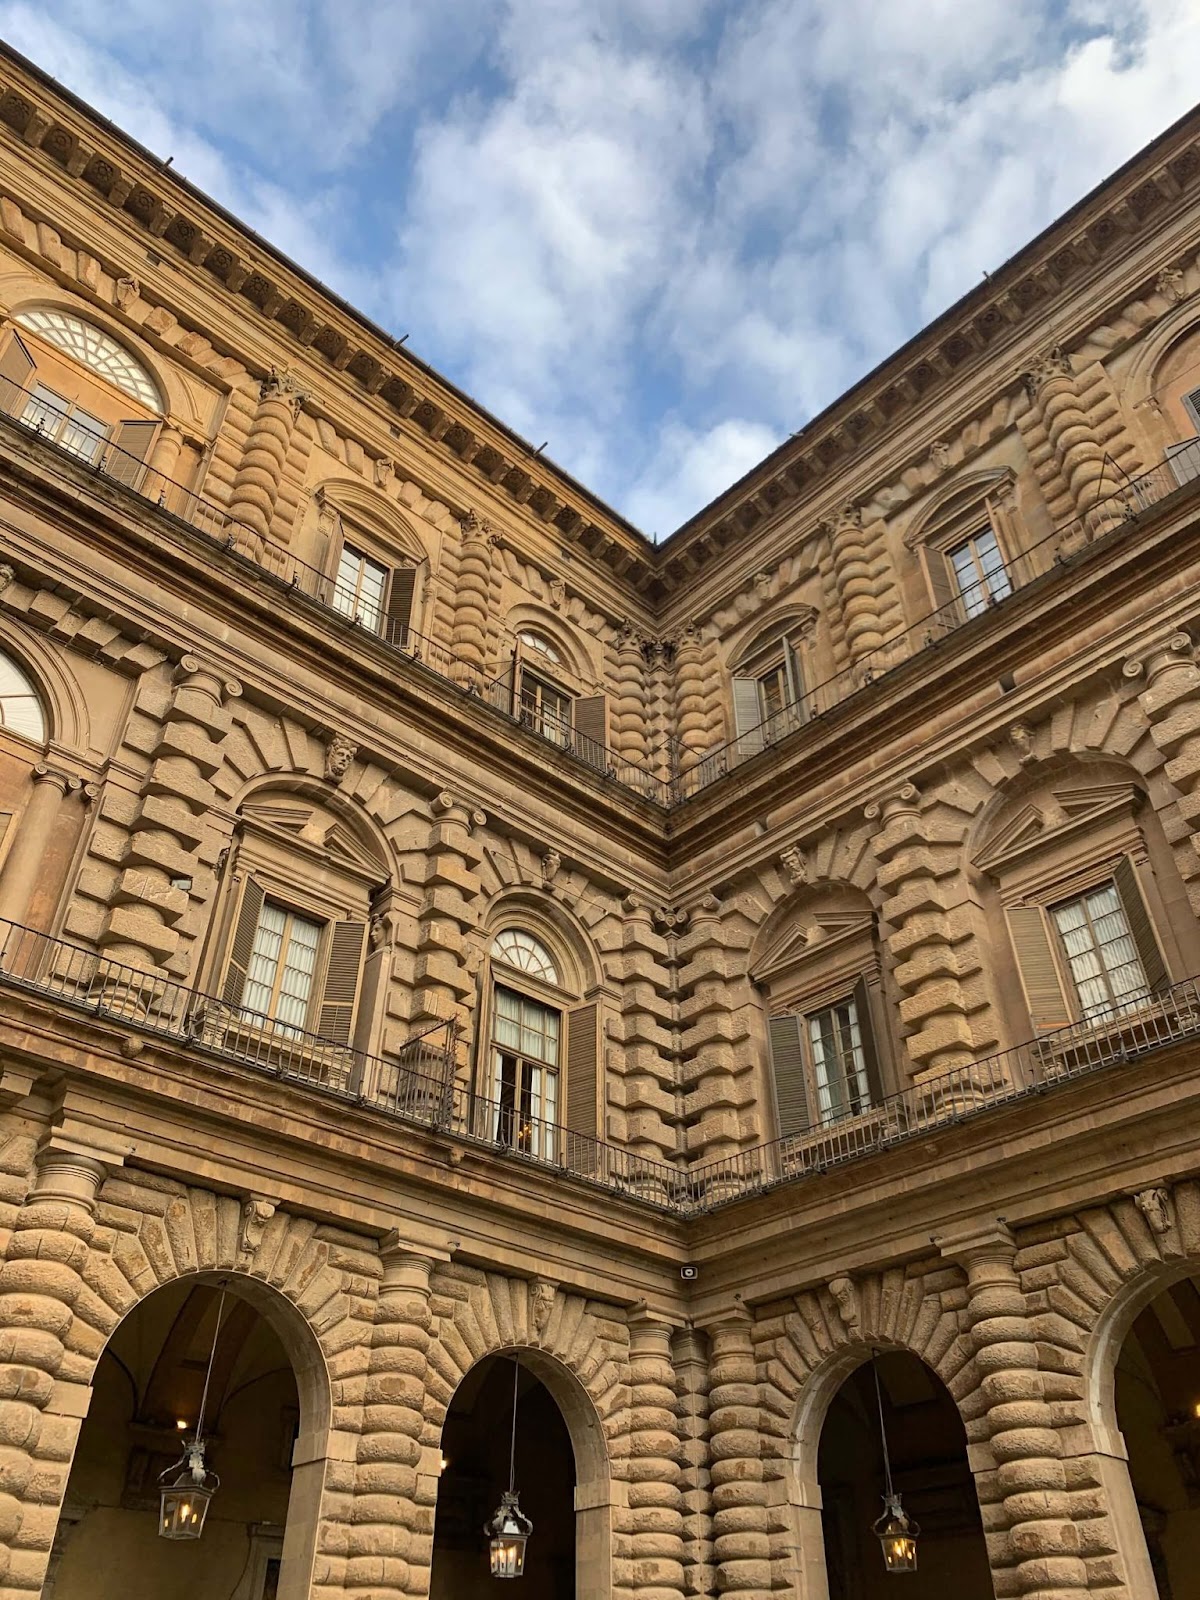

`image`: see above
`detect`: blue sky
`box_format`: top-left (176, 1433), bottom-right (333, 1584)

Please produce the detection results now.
top-left (4, 0), bottom-right (1200, 535)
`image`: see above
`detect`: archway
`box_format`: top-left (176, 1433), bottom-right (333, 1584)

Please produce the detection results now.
top-left (810, 1349), bottom-right (991, 1600)
top-left (1110, 1270), bottom-right (1200, 1597)
top-left (45, 1273), bottom-right (326, 1600)
top-left (431, 1348), bottom-right (607, 1600)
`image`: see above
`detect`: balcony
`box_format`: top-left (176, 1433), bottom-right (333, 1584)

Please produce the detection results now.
top-left (1, 918), bottom-right (1199, 1217)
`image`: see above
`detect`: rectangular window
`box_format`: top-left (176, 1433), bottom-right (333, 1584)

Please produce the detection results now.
top-left (948, 526), bottom-right (1012, 618)
top-left (1050, 881), bottom-right (1149, 1020)
top-left (242, 901), bottom-right (323, 1035)
top-left (491, 985), bottom-right (559, 1157)
top-left (519, 672), bottom-right (573, 748)
top-left (22, 382), bottom-right (108, 464)
top-left (807, 998), bottom-right (871, 1123)
top-left (758, 663), bottom-right (789, 720)
top-left (332, 545), bottom-right (388, 634)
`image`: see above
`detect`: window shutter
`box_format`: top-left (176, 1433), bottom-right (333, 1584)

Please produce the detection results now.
top-left (769, 1013), bottom-right (811, 1138)
top-left (732, 677), bottom-right (764, 757)
top-left (385, 563), bottom-right (416, 647)
top-left (573, 695), bottom-right (608, 769)
top-left (106, 419), bottom-right (158, 488)
top-left (1183, 386), bottom-right (1200, 432)
top-left (222, 877), bottom-right (265, 1008)
top-left (566, 1002), bottom-right (598, 1138)
top-left (316, 920), bottom-right (368, 1044)
top-left (493, 651), bottom-right (518, 712)
top-left (783, 638), bottom-right (808, 726)
top-left (1006, 904), bottom-right (1072, 1030)
top-left (852, 974), bottom-right (885, 1106)
top-left (924, 546), bottom-right (956, 619)
top-left (1112, 856), bottom-right (1169, 995)
top-left (0, 332), bottom-right (33, 413)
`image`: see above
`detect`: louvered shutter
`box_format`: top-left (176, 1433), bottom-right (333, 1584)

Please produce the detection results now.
top-left (1006, 904), bottom-right (1072, 1030)
top-left (573, 695), bottom-right (608, 770)
top-left (385, 563), bottom-right (416, 647)
top-left (566, 1001), bottom-right (598, 1175)
top-left (769, 1014), bottom-right (811, 1137)
top-left (1112, 856), bottom-right (1169, 995)
top-left (924, 546), bottom-right (956, 620)
top-left (222, 877), bottom-right (265, 1008)
top-left (783, 639), bottom-right (808, 728)
top-left (852, 974), bottom-right (885, 1106)
top-left (106, 419), bottom-right (158, 488)
top-left (316, 920), bottom-right (368, 1043)
top-left (0, 333), bottom-right (33, 414)
top-left (732, 677), bottom-right (764, 757)
top-left (492, 651), bottom-right (518, 713)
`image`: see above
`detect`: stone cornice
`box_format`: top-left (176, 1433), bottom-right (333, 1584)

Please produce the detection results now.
top-left (0, 43), bottom-right (1198, 609)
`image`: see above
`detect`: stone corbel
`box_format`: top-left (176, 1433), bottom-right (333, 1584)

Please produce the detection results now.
top-left (778, 843), bottom-right (807, 886)
top-left (323, 732), bottom-right (358, 784)
top-left (238, 1194), bottom-right (278, 1258)
top-left (529, 1276), bottom-right (558, 1333)
top-left (1133, 1185), bottom-right (1173, 1238)
top-left (827, 1274), bottom-right (861, 1338)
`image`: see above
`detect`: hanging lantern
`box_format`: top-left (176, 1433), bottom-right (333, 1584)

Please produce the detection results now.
top-left (157, 1282), bottom-right (229, 1541)
top-left (873, 1492), bottom-right (920, 1573)
top-left (484, 1356), bottom-right (532, 1578)
top-left (486, 1488), bottom-right (533, 1578)
top-left (158, 1438), bottom-right (220, 1540)
top-left (870, 1352), bottom-right (920, 1575)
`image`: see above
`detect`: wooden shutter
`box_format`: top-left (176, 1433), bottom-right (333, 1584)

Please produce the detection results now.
top-left (1112, 856), bottom-right (1169, 995)
top-left (783, 639), bottom-right (808, 727)
top-left (106, 419), bottom-right (158, 488)
top-left (493, 651), bottom-right (518, 712)
top-left (769, 1014), bottom-right (811, 1138)
top-left (924, 546), bottom-right (956, 618)
top-left (1006, 904), bottom-right (1072, 1030)
top-left (852, 974), bottom-right (885, 1105)
top-left (732, 677), bottom-right (764, 757)
top-left (222, 877), bottom-right (265, 1008)
top-left (385, 563), bottom-right (416, 647)
top-left (316, 920), bottom-right (368, 1043)
top-left (573, 695), bottom-right (608, 770)
top-left (566, 1002), bottom-right (598, 1138)
top-left (0, 332), bottom-right (33, 414)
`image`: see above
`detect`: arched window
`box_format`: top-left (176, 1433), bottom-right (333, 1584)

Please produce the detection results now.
top-left (516, 629), bottom-right (562, 664)
top-left (506, 629), bottom-right (608, 770)
top-left (0, 647), bottom-right (46, 743)
top-left (0, 309), bottom-right (161, 488)
top-left (730, 615), bottom-right (814, 757)
top-left (483, 926), bottom-right (597, 1161)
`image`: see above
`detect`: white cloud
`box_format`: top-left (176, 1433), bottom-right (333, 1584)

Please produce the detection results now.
top-left (4, 0), bottom-right (1199, 530)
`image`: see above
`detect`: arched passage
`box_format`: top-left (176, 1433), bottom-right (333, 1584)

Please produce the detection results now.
top-left (431, 1346), bottom-right (609, 1600)
top-left (44, 1271), bottom-right (328, 1600)
top-left (792, 1346), bottom-right (991, 1600)
top-left (1086, 1263), bottom-right (1200, 1599)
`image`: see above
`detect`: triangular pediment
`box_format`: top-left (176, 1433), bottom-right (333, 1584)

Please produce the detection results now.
top-left (752, 909), bottom-right (873, 983)
top-left (976, 782), bottom-right (1140, 875)
top-left (241, 798), bottom-right (384, 881)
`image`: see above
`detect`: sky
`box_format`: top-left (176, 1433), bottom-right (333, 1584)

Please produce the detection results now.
top-left (3, 1), bottom-right (1200, 537)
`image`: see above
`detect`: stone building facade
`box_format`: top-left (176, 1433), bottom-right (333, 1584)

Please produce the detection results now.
top-left (0, 39), bottom-right (1195, 1600)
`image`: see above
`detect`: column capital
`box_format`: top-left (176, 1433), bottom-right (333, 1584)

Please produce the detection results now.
top-left (933, 1218), bottom-right (1016, 1275)
top-left (31, 763), bottom-right (79, 796)
top-left (31, 1143), bottom-right (112, 1211)
top-left (378, 1231), bottom-right (447, 1293)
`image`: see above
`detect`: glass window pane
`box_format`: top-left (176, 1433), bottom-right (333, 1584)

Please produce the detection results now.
top-left (491, 930), bottom-right (558, 984)
top-left (1052, 881), bottom-right (1149, 1018)
top-left (0, 647), bottom-right (46, 743)
top-left (16, 309), bottom-right (161, 411)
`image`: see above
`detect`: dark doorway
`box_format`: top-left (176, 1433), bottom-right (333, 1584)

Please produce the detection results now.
top-left (819, 1350), bottom-right (992, 1599)
top-left (432, 1353), bottom-right (576, 1600)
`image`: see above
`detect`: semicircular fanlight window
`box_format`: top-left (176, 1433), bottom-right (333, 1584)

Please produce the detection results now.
top-left (16, 309), bottom-right (161, 413)
top-left (491, 928), bottom-right (559, 984)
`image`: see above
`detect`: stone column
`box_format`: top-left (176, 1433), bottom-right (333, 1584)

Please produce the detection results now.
top-left (411, 793), bottom-right (483, 1034)
top-left (227, 369), bottom-right (304, 558)
top-left (612, 897), bottom-right (677, 1170)
top-left (1123, 632), bottom-right (1200, 911)
top-left (673, 623), bottom-right (711, 766)
top-left (940, 1221), bottom-right (1089, 1599)
top-left (671, 1327), bottom-right (713, 1600)
top-left (99, 658), bottom-right (240, 980)
top-left (677, 896), bottom-right (755, 1170)
top-left (824, 505), bottom-right (898, 670)
top-left (0, 1141), bottom-right (114, 1600)
top-left (145, 423), bottom-right (184, 506)
top-left (706, 1310), bottom-right (771, 1600)
top-left (339, 1239), bottom-right (435, 1600)
top-left (449, 513), bottom-right (492, 684)
top-left (867, 782), bottom-right (977, 1080)
top-left (620, 1314), bottom-right (685, 1600)
top-left (0, 768), bottom-right (79, 927)
top-left (612, 623), bottom-right (650, 769)
top-left (1021, 350), bottom-right (1109, 551)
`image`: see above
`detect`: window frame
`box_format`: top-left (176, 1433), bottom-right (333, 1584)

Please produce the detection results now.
top-left (729, 614), bottom-right (815, 756)
top-left (314, 495), bottom-right (421, 645)
top-left (908, 474), bottom-right (1023, 623)
top-left (483, 931), bottom-right (573, 1159)
top-left (241, 896), bottom-right (326, 1036)
top-left (945, 523), bottom-right (1014, 618)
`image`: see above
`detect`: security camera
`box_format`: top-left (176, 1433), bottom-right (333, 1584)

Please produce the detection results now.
top-left (680, 1264), bottom-right (699, 1282)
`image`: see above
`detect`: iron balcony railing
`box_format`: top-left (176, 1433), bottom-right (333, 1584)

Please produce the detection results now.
top-left (2, 367), bottom-right (1198, 812)
top-left (680, 974), bottom-right (1200, 1211)
top-left (1, 917), bottom-right (1199, 1216)
top-left (0, 917), bottom-right (685, 1208)
top-left (0, 373), bottom-right (673, 805)
top-left (667, 445), bottom-right (1200, 801)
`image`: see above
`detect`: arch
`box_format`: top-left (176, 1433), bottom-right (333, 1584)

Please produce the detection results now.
top-left (313, 476), bottom-right (431, 567)
top-left (0, 618), bottom-right (87, 752)
top-left (900, 466), bottom-right (1015, 550)
top-left (482, 891), bottom-right (601, 997)
top-left (725, 604), bottom-right (818, 675)
top-left (15, 307), bottom-right (162, 413)
top-left (492, 927), bottom-right (559, 984)
top-left (0, 638), bottom-right (46, 744)
top-left (228, 774), bottom-right (391, 878)
top-left (504, 604), bottom-right (594, 686)
top-left (1121, 299), bottom-right (1200, 418)
top-left (748, 878), bottom-right (880, 979)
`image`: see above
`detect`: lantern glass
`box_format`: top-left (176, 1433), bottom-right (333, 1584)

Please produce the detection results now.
top-left (486, 1490), bottom-right (532, 1579)
top-left (158, 1480), bottom-right (214, 1541)
top-left (873, 1496), bottom-right (919, 1574)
